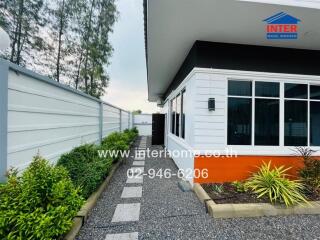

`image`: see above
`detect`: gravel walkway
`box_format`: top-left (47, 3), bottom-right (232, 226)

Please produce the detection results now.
top-left (76, 136), bottom-right (320, 240)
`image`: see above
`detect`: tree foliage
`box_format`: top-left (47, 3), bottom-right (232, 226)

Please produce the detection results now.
top-left (0, 0), bottom-right (117, 98)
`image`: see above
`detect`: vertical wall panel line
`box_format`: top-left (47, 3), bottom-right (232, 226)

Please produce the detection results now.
top-left (99, 102), bottom-right (103, 144)
top-left (119, 109), bottom-right (122, 132)
top-left (0, 61), bottom-right (9, 182)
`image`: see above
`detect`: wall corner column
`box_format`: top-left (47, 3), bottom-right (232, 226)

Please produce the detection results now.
top-left (119, 109), bottom-right (122, 132)
top-left (0, 61), bottom-right (9, 182)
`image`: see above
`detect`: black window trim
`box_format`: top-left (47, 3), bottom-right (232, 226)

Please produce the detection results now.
top-left (169, 88), bottom-right (186, 139)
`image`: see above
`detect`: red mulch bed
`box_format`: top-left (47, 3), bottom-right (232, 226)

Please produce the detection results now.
top-left (201, 183), bottom-right (320, 204)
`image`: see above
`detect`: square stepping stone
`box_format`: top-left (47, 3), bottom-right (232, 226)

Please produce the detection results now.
top-left (134, 156), bottom-right (145, 161)
top-left (121, 186), bottom-right (142, 198)
top-left (126, 175), bottom-right (143, 184)
top-left (129, 167), bottom-right (144, 173)
top-left (111, 203), bottom-right (140, 222)
top-left (105, 232), bottom-right (138, 240)
top-left (132, 161), bottom-right (145, 166)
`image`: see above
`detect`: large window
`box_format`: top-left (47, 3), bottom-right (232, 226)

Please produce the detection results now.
top-left (255, 82), bottom-right (280, 146)
top-left (284, 84), bottom-right (308, 146)
top-left (228, 81), bottom-right (252, 145)
top-left (228, 80), bottom-right (320, 147)
top-left (170, 89), bottom-right (186, 139)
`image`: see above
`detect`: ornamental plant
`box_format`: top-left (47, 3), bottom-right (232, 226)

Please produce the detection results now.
top-left (244, 161), bottom-right (308, 206)
top-left (0, 156), bottom-right (83, 240)
top-left (295, 147), bottom-right (320, 194)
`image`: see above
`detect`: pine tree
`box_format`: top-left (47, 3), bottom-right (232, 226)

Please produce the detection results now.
top-left (0, 0), bottom-right (45, 66)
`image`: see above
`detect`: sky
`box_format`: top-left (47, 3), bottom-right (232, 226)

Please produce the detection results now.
top-left (102, 0), bottom-right (158, 113)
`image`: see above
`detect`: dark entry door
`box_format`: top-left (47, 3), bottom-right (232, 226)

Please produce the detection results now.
top-left (152, 114), bottom-right (165, 145)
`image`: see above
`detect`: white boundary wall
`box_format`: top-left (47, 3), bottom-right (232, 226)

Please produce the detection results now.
top-left (133, 114), bottom-right (152, 136)
top-left (0, 60), bottom-right (133, 181)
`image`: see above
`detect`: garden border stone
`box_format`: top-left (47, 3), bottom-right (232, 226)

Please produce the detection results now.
top-left (193, 183), bottom-right (320, 219)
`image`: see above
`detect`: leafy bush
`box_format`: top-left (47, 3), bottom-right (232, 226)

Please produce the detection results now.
top-left (295, 147), bottom-right (320, 194)
top-left (244, 161), bottom-right (308, 206)
top-left (58, 144), bottom-right (113, 198)
top-left (58, 129), bottom-right (137, 198)
top-left (101, 129), bottom-right (138, 162)
top-left (0, 156), bottom-right (83, 240)
top-left (231, 181), bottom-right (247, 193)
top-left (124, 127), bottom-right (139, 143)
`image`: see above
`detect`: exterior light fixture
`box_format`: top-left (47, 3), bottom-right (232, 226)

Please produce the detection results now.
top-left (208, 98), bottom-right (215, 111)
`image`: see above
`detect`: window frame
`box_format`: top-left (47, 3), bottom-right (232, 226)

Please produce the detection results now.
top-left (254, 81), bottom-right (280, 146)
top-left (309, 83), bottom-right (320, 146)
top-left (227, 79), bottom-right (320, 147)
top-left (227, 79), bottom-right (253, 146)
top-left (169, 88), bottom-right (186, 139)
top-left (284, 83), bottom-right (309, 147)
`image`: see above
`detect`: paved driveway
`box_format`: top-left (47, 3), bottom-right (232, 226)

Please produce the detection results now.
top-left (77, 137), bottom-right (320, 240)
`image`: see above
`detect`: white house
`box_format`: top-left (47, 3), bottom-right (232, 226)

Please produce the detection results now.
top-left (144, 0), bottom-right (320, 183)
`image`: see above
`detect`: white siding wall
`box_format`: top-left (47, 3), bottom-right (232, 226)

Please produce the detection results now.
top-left (191, 68), bottom-right (320, 155)
top-left (166, 135), bottom-right (194, 183)
top-left (133, 114), bottom-right (152, 136)
top-left (163, 72), bottom-right (196, 183)
top-left (162, 67), bottom-right (320, 183)
top-left (193, 72), bottom-right (227, 150)
top-left (5, 66), bottom-right (132, 172)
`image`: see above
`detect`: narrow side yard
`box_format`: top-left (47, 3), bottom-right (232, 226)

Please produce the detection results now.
top-left (77, 137), bottom-right (320, 240)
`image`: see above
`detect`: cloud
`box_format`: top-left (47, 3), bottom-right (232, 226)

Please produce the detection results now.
top-left (103, 0), bottom-right (158, 113)
top-left (103, 80), bottom-right (158, 113)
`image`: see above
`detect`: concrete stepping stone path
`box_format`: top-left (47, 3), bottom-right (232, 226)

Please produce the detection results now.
top-left (105, 232), bottom-right (138, 240)
top-left (111, 203), bottom-right (141, 222)
top-left (121, 186), bottom-right (142, 198)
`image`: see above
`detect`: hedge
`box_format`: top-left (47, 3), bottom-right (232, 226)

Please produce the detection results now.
top-left (0, 156), bottom-right (84, 240)
top-left (58, 128), bottom-right (138, 198)
top-left (0, 128), bottom-right (138, 239)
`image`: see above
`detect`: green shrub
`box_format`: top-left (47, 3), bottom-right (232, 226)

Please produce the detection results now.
top-left (101, 130), bottom-right (137, 162)
top-left (212, 184), bottom-right (224, 194)
top-left (231, 181), bottom-right (247, 193)
top-left (0, 156), bottom-right (83, 240)
top-left (295, 147), bottom-right (320, 194)
top-left (57, 144), bottom-right (113, 198)
top-left (244, 161), bottom-right (308, 206)
top-left (123, 128), bottom-right (139, 143)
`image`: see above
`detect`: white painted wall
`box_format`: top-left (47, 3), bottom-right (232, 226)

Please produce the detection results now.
top-left (162, 72), bottom-right (196, 183)
top-left (159, 67), bottom-right (320, 184)
top-left (6, 66), bottom-right (132, 172)
top-left (133, 114), bottom-right (152, 136)
top-left (165, 68), bottom-right (320, 157)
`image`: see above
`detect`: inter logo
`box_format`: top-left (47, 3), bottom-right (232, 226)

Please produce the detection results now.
top-left (263, 12), bottom-right (301, 40)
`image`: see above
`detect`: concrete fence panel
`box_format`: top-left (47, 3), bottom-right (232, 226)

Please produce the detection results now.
top-left (133, 114), bottom-right (152, 136)
top-left (0, 60), bottom-right (132, 182)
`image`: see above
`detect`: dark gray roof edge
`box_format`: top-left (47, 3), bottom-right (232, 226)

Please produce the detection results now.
top-left (143, 0), bottom-right (153, 101)
top-left (143, 0), bottom-right (148, 66)
top-left (0, 58), bottom-right (130, 113)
